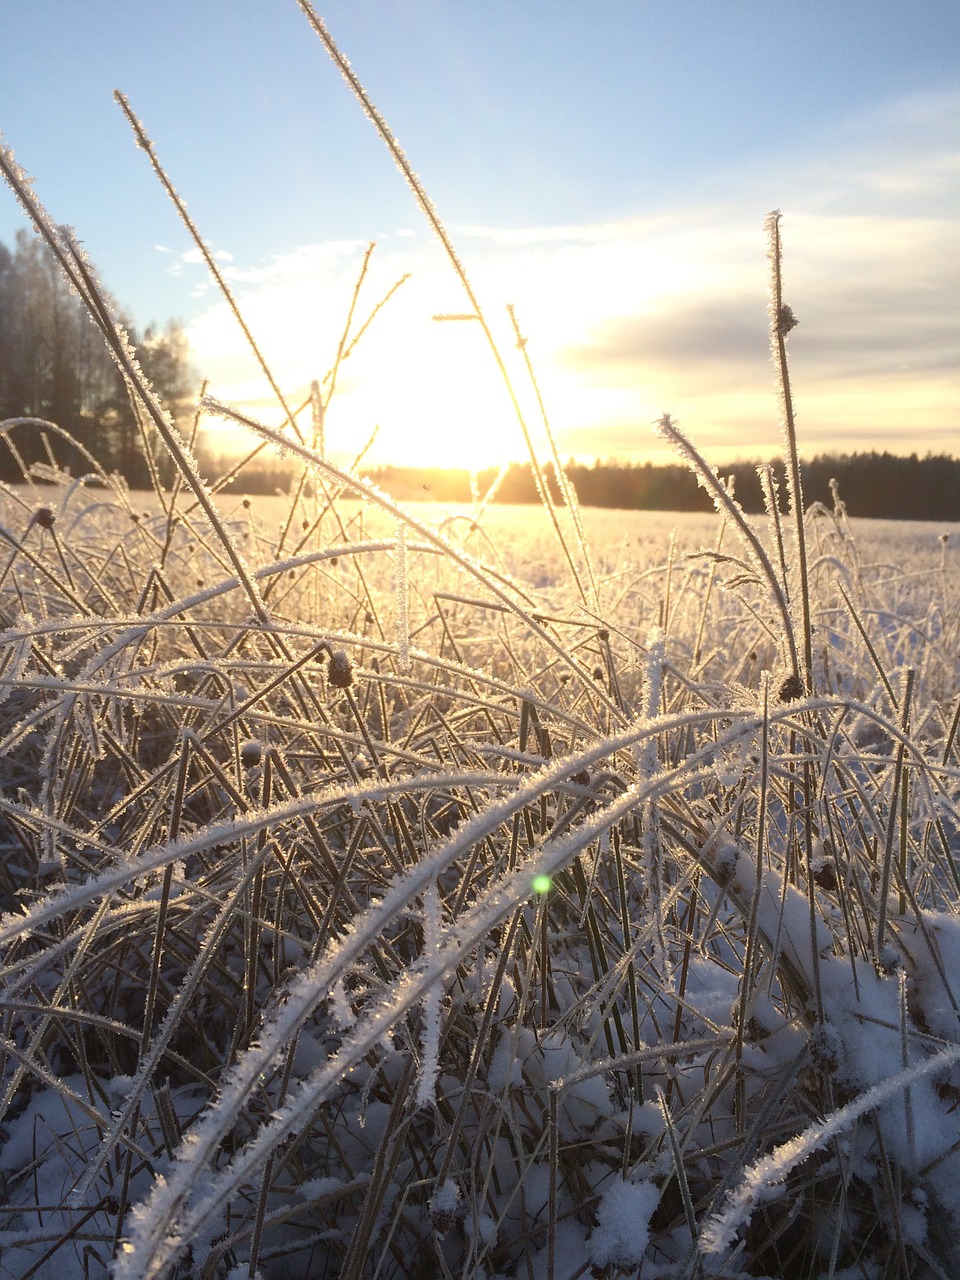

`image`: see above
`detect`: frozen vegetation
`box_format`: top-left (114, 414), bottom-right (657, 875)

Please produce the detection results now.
top-left (1, 9), bottom-right (959, 1279)
top-left (0, 432), bottom-right (957, 1280)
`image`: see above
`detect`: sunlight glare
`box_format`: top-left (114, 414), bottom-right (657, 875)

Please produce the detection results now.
top-left (359, 311), bottom-right (524, 472)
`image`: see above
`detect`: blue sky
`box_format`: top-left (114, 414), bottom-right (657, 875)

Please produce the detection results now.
top-left (1, 1), bottom-right (957, 470)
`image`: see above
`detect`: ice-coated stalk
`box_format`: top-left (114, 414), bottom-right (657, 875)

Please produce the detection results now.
top-left (766, 210), bottom-right (812, 691)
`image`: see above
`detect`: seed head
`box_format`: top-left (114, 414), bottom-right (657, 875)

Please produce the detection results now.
top-left (714, 843), bottom-right (739, 884)
top-left (776, 304), bottom-right (799, 337)
top-left (778, 673), bottom-right (805, 703)
top-left (812, 856), bottom-right (838, 892)
top-left (327, 650), bottom-right (354, 689)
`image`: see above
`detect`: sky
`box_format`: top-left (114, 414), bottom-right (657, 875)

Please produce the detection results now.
top-left (0, 1), bottom-right (957, 472)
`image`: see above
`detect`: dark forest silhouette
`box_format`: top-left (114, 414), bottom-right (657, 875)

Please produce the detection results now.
top-left (208, 455), bottom-right (959, 522)
top-left (379, 453), bottom-right (958, 522)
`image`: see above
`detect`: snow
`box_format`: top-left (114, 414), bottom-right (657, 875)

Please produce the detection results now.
top-left (587, 1175), bottom-right (660, 1268)
top-left (428, 1177), bottom-right (465, 1244)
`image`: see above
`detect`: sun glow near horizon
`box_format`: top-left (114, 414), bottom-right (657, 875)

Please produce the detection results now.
top-left (187, 186), bottom-right (958, 477)
top-left (191, 267), bottom-right (600, 475)
top-left (199, 342), bottom-right (541, 476)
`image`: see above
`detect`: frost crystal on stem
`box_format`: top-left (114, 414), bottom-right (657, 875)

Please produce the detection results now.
top-left (415, 878), bottom-right (443, 1109)
top-left (394, 519), bottom-right (411, 675)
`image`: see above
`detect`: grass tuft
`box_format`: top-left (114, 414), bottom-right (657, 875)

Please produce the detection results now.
top-left (0, 16), bottom-right (958, 1280)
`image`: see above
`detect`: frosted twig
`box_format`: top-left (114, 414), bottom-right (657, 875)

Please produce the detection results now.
top-left (114, 91), bottom-right (304, 442)
top-left (700, 1040), bottom-right (960, 1256)
top-left (394, 520), bottom-right (411, 675)
top-left (415, 879), bottom-right (442, 1109)
top-left (655, 413), bottom-right (800, 682)
top-left (766, 209), bottom-right (812, 690)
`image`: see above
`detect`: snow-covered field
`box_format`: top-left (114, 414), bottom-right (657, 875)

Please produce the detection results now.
top-left (0, 465), bottom-right (957, 1279)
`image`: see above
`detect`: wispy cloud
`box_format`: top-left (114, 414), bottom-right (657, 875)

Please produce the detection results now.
top-left (188, 90), bottom-right (958, 468)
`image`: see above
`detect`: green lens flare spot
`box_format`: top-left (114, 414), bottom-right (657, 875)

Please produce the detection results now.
top-left (532, 874), bottom-right (552, 894)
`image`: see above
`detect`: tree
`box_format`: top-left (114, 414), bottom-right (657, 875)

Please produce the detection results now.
top-left (135, 321), bottom-right (198, 487)
top-left (0, 231), bottom-right (198, 486)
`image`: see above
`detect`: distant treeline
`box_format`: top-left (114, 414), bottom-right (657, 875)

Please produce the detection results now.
top-left (362, 453), bottom-right (960, 522)
top-left (214, 453), bottom-right (959, 521)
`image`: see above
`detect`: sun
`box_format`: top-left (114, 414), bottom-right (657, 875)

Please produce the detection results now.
top-left (342, 310), bottom-right (527, 473)
top-left (191, 259), bottom-right (536, 475)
